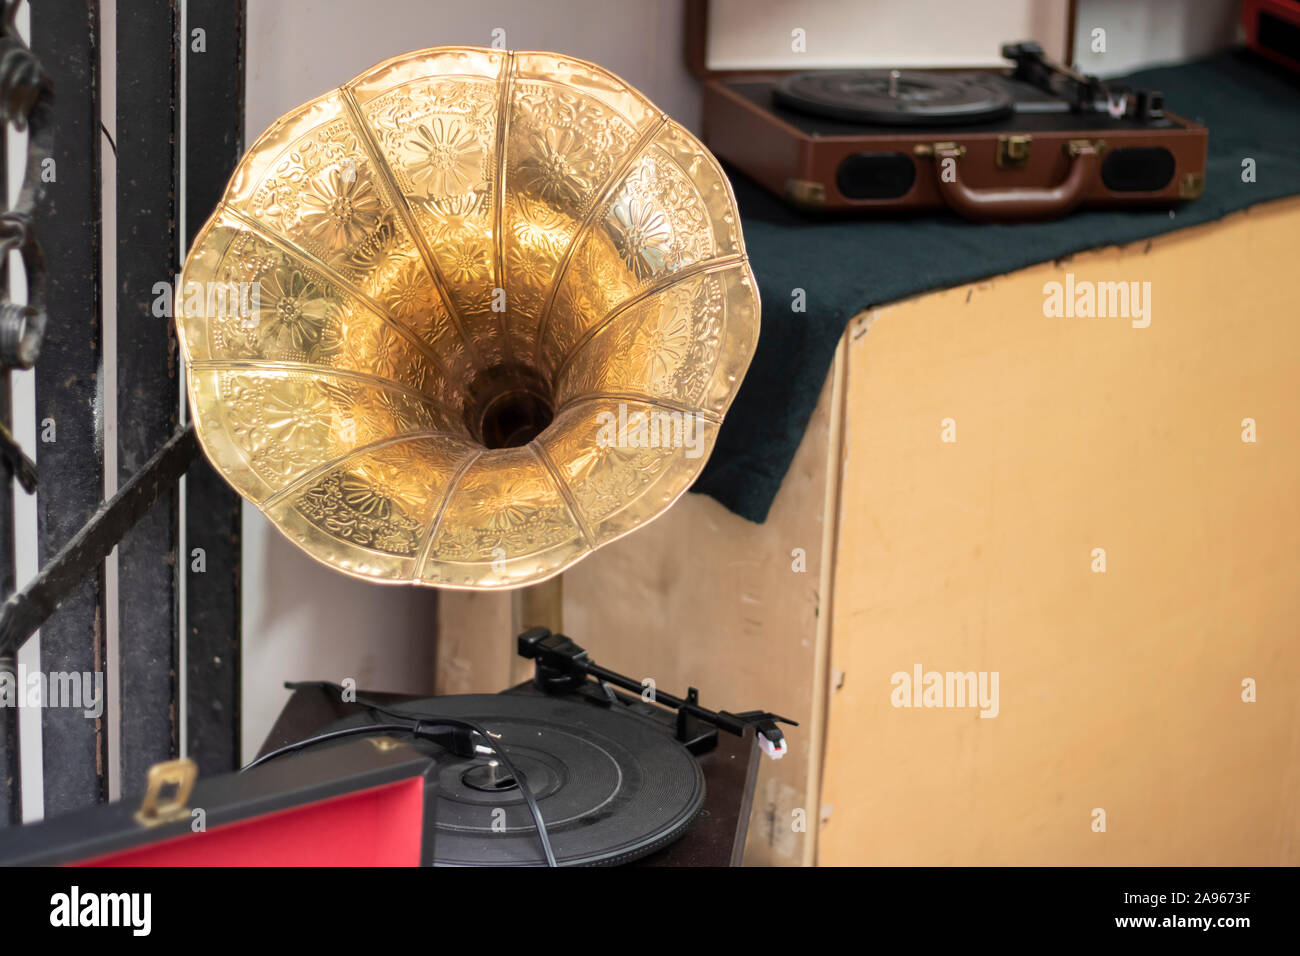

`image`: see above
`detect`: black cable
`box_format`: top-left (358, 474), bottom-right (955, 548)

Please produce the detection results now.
top-left (348, 689), bottom-right (558, 869)
top-left (241, 723), bottom-right (427, 772)
top-left (355, 691), bottom-right (558, 869)
top-left (278, 682), bottom-right (558, 868)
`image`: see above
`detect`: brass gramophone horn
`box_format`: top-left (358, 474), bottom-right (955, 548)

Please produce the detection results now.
top-left (177, 47), bottom-right (758, 589)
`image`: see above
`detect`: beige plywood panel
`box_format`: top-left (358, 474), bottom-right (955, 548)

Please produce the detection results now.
top-left (435, 591), bottom-right (514, 696)
top-left (820, 198), bottom-right (1300, 865)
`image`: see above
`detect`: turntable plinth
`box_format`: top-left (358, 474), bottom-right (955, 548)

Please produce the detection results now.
top-left (702, 76), bottom-right (1207, 219)
top-left (260, 682), bottom-right (761, 867)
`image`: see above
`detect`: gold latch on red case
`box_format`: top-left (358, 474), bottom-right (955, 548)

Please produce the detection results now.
top-left (135, 757), bottom-right (197, 827)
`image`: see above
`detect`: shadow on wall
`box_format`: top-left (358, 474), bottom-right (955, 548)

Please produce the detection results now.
top-left (240, 508), bottom-right (439, 762)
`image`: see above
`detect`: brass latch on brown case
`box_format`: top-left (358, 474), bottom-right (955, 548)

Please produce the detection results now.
top-left (1065, 138), bottom-right (1107, 157)
top-left (997, 135), bottom-right (1032, 168)
top-left (913, 142), bottom-right (966, 159)
top-left (135, 757), bottom-right (198, 827)
top-left (785, 178), bottom-right (827, 206)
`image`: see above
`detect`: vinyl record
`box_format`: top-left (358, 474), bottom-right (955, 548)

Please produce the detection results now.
top-left (775, 70), bottom-right (1015, 125)
top-left (318, 693), bottom-right (705, 866)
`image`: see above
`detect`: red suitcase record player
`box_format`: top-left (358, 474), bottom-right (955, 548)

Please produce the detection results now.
top-left (1243, 0), bottom-right (1300, 73)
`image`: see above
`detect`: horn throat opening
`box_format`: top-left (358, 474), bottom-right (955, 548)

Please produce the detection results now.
top-left (465, 363), bottom-right (556, 450)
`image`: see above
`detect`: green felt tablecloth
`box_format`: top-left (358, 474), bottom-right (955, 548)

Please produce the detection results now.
top-left (692, 50), bottom-right (1300, 523)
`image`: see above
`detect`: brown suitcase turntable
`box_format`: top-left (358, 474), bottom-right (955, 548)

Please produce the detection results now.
top-left (691, 21), bottom-right (1208, 222)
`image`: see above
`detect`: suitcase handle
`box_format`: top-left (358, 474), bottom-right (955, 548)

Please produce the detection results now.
top-left (923, 141), bottom-right (1102, 222)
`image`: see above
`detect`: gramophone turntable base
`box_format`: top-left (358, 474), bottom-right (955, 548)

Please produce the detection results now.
top-left (259, 682), bottom-right (760, 866)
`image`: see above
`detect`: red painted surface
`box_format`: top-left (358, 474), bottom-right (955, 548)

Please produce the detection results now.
top-left (74, 779), bottom-right (425, 867)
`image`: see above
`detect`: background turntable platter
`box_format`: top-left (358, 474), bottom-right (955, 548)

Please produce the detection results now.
top-left (774, 69), bottom-right (1015, 125)
top-left (319, 694), bottom-right (705, 866)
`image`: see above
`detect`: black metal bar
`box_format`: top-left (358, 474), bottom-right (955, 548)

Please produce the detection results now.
top-left (0, 425), bottom-right (198, 660)
top-left (29, 0), bottom-right (106, 815)
top-left (0, 149), bottom-right (17, 827)
top-left (183, 0), bottom-right (244, 775)
top-left (0, 445), bottom-right (18, 828)
top-left (115, 0), bottom-right (180, 795)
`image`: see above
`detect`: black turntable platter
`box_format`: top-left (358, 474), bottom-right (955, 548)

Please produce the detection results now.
top-left (774, 69), bottom-right (1016, 125)
top-left (317, 693), bottom-right (705, 866)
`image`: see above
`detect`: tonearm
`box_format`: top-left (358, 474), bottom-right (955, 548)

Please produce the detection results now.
top-left (1002, 40), bottom-right (1165, 121)
top-left (517, 627), bottom-right (796, 759)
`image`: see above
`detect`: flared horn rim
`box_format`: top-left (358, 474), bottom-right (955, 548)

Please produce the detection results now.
top-left (177, 46), bottom-right (759, 590)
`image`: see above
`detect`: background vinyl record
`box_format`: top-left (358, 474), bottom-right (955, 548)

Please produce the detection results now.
top-left (774, 69), bottom-right (1015, 125)
top-left (319, 694), bottom-right (706, 866)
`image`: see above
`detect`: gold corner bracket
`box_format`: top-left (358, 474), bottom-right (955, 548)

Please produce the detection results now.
top-left (1179, 171), bottom-right (1206, 199)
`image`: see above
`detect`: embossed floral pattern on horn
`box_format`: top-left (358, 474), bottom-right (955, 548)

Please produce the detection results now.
top-left (178, 47), bottom-right (758, 589)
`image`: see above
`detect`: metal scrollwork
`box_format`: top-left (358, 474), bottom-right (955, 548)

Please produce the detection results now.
top-left (0, 0), bottom-right (51, 372)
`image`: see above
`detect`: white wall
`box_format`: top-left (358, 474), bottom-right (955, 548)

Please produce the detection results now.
top-left (1073, 0), bottom-right (1240, 76)
top-left (698, 0), bottom-right (1238, 77)
top-left (245, 0), bottom-right (698, 135)
top-left (705, 0), bottom-right (1072, 69)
